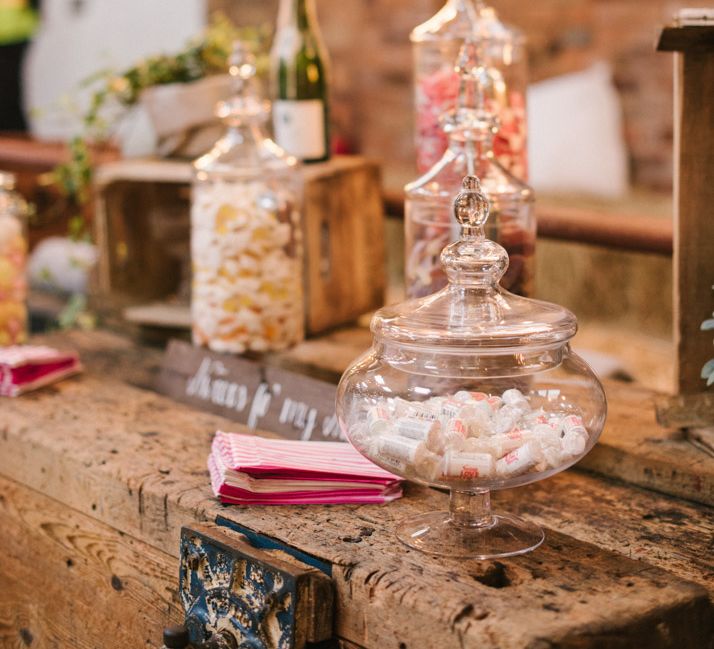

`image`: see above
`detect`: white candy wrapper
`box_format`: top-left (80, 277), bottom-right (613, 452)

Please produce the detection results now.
top-left (440, 399), bottom-right (462, 420)
top-left (350, 388), bottom-right (591, 483)
top-left (562, 430), bottom-right (588, 456)
top-left (395, 417), bottom-right (438, 441)
top-left (442, 449), bottom-right (495, 480)
top-left (377, 435), bottom-right (420, 464)
top-left (532, 424), bottom-right (562, 449)
top-left (501, 388), bottom-right (525, 405)
top-left (494, 406), bottom-right (521, 435)
top-left (444, 418), bottom-right (467, 438)
top-left (404, 401), bottom-right (440, 421)
top-left (367, 406), bottom-right (392, 436)
top-left (496, 441), bottom-right (542, 477)
top-left (459, 402), bottom-right (493, 436)
top-left (414, 447), bottom-right (443, 481)
top-left (464, 429), bottom-right (533, 458)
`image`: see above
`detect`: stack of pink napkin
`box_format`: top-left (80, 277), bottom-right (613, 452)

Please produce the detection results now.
top-left (0, 345), bottom-right (82, 397)
top-left (209, 431), bottom-right (402, 505)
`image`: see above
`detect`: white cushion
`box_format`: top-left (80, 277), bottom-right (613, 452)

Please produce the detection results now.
top-left (527, 62), bottom-right (629, 198)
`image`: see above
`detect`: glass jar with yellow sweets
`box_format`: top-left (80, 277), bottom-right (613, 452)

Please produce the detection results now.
top-left (0, 171), bottom-right (29, 346)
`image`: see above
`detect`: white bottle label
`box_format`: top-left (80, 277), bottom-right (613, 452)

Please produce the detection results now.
top-left (273, 99), bottom-right (326, 160)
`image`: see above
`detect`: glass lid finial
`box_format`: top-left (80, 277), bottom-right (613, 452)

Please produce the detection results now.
top-left (216, 41), bottom-right (269, 126)
top-left (441, 174), bottom-right (508, 286)
top-left (442, 38), bottom-right (502, 144)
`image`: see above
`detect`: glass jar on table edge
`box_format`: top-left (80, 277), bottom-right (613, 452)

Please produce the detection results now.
top-left (411, 0), bottom-right (528, 177)
top-left (270, 0), bottom-right (331, 163)
top-left (191, 42), bottom-right (305, 355)
top-left (337, 175), bottom-right (607, 559)
top-left (0, 171), bottom-right (29, 346)
top-left (405, 39), bottom-right (535, 300)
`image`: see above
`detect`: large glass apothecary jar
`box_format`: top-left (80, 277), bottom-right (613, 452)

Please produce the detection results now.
top-left (0, 171), bottom-right (28, 346)
top-left (191, 43), bottom-right (304, 353)
top-left (405, 41), bottom-right (534, 299)
top-left (337, 176), bottom-right (607, 559)
top-left (411, 0), bottom-right (528, 178)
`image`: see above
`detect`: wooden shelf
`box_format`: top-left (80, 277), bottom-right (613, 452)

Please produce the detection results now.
top-left (383, 190), bottom-right (673, 255)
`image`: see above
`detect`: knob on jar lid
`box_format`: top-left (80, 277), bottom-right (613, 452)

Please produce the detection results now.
top-left (372, 174), bottom-right (577, 351)
top-left (215, 40), bottom-right (270, 126)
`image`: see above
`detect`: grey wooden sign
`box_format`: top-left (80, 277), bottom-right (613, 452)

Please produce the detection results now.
top-left (156, 339), bottom-right (345, 442)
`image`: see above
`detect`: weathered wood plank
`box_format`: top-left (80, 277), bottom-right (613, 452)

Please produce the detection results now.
top-left (1, 370), bottom-right (713, 648)
top-left (40, 329), bottom-right (714, 506)
top-left (0, 475), bottom-right (181, 648)
top-left (579, 381), bottom-right (714, 507)
top-left (664, 30), bottom-right (714, 394)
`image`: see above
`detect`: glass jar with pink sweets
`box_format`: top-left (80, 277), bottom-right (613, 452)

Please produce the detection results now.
top-left (0, 172), bottom-right (28, 346)
top-left (405, 40), bottom-right (535, 300)
top-left (411, 0), bottom-right (528, 178)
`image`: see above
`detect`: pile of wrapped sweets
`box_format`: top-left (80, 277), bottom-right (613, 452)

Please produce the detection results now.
top-left (349, 389), bottom-right (590, 482)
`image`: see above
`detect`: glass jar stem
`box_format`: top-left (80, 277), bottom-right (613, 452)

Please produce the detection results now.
top-left (449, 488), bottom-right (495, 528)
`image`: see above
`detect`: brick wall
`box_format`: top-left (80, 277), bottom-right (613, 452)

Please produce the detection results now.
top-left (212, 0), bottom-right (683, 192)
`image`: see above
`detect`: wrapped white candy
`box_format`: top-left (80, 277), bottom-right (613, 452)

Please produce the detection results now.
top-left (496, 441), bottom-right (542, 477)
top-left (350, 388), bottom-right (591, 482)
top-left (493, 405), bottom-right (521, 435)
top-left (414, 447), bottom-right (443, 481)
top-left (367, 406), bottom-right (392, 436)
top-left (440, 399), bottom-right (462, 421)
top-left (562, 429), bottom-right (588, 456)
top-left (443, 449), bottom-right (495, 480)
top-left (395, 417), bottom-right (438, 441)
top-left (377, 435), bottom-right (421, 463)
top-left (463, 429), bottom-right (532, 458)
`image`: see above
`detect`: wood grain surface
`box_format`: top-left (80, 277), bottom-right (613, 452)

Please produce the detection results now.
top-left (34, 328), bottom-right (714, 507)
top-left (1, 355), bottom-right (713, 647)
top-left (0, 475), bottom-right (181, 648)
top-left (665, 33), bottom-right (714, 394)
top-left (92, 156), bottom-right (386, 336)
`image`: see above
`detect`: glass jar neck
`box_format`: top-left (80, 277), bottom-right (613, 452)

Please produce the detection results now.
top-left (223, 122), bottom-right (266, 149)
top-left (447, 0), bottom-right (488, 17)
top-left (278, 0), bottom-right (317, 31)
top-left (449, 0), bottom-right (487, 9)
top-left (448, 132), bottom-right (494, 157)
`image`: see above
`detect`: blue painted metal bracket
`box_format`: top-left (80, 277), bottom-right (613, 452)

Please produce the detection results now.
top-left (215, 515), bottom-right (333, 577)
top-left (179, 525), bottom-right (334, 649)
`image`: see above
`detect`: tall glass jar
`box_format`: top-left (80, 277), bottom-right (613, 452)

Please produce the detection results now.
top-left (411, 0), bottom-right (527, 178)
top-left (405, 41), bottom-right (535, 300)
top-left (0, 172), bottom-right (28, 346)
top-left (191, 43), bottom-right (304, 354)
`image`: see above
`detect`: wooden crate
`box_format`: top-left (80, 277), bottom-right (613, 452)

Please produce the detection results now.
top-left (92, 156), bottom-right (385, 335)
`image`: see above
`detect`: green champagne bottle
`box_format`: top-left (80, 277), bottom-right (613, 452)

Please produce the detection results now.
top-left (270, 0), bottom-right (330, 162)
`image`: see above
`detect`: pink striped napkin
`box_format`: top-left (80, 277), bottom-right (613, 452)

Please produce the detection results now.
top-left (209, 431), bottom-right (402, 505)
top-left (0, 345), bottom-right (82, 397)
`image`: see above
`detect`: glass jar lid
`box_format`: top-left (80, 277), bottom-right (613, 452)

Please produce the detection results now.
top-left (411, 0), bottom-right (517, 45)
top-left (194, 42), bottom-right (295, 175)
top-left (375, 176), bottom-right (576, 352)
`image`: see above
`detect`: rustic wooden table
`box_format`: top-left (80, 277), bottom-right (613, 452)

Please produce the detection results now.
top-left (1, 329), bottom-right (712, 649)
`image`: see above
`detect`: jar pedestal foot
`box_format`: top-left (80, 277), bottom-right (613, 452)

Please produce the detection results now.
top-left (395, 489), bottom-right (544, 559)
